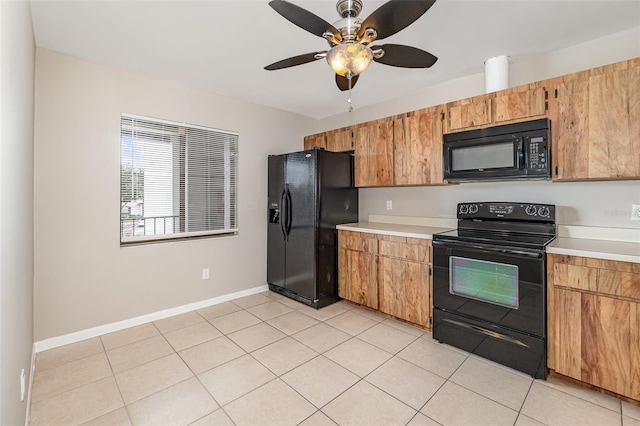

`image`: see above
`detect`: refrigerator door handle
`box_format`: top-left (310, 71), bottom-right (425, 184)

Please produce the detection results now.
top-left (279, 188), bottom-right (287, 240)
top-left (285, 186), bottom-right (293, 238)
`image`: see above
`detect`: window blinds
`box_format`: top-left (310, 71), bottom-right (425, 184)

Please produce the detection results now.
top-left (120, 114), bottom-right (238, 244)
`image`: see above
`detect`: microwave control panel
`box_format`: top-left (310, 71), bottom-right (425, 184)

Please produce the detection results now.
top-left (526, 136), bottom-right (548, 171)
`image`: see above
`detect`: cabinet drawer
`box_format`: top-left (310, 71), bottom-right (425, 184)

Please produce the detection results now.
top-left (552, 263), bottom-right (598, 292)
top-left (550, 254), bottom-right (640, 302)
top-left (338, 230), bottom-right (378, 254)
top-left (378, 236), bottom-right (430, 263)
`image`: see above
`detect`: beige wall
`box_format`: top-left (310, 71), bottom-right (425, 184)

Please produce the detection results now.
top-left (0, 1), bottom-right (35, 424)
top-left (319, 27), bottom-right (640, 229)
top-left (34, 49), bottom-right (314, 341)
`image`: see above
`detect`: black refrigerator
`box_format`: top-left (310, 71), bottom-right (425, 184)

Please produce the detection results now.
top-left (267, 148), bottom-right (358, 309)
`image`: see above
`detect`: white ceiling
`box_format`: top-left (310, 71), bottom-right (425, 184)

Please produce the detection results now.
top-left (30, 0), bottom-right (640, 119)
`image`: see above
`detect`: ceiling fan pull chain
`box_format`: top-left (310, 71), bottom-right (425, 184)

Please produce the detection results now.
top-left (347, 71), bottom-right (354, 112)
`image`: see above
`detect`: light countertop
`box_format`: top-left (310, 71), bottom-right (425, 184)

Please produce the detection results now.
top-left (547, 237), bottom-right (640, 264)
top-left (336, 222), bottom-right (453, 240)
top-left (338, 216), bottom-right (640, 264)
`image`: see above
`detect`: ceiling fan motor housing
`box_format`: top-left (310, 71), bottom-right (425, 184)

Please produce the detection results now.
top-left (336, 0), bottom-right (363, 17)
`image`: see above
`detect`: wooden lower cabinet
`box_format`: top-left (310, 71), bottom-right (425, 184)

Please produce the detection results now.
top-left (379, 257), bottom-right (430, 327)
top-left (339, 249), bottom-right (378, 309)
top-left (548, 254), bottom-right (640, 401)
top-left (338, 231), bottom-right (379, 309)
top-left (338, 230), bottom-right (432, 329)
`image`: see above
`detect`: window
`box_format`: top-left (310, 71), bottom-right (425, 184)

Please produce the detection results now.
top-left (120, 114), bottom-right (238, 244)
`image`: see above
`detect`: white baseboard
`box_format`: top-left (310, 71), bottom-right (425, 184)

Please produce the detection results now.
top-left (33, 284), bottom-right (269, 353)
top-left (24, 345), bottom-right (35, 426)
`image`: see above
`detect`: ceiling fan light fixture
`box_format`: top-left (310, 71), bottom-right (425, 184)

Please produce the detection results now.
top-left (326, 43), bottom-right (373, 77)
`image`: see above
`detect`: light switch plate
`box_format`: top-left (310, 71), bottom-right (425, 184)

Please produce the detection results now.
top-left (386, 200), bottom-right (393, 210)
top-left (632, 205), bottom-right (640, 221)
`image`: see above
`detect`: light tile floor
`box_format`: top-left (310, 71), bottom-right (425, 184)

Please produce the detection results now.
top-left (29, 291), bottom-right (640, 426)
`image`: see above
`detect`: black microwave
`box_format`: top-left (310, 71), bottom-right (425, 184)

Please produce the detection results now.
top-left (443, 118), bottom-right (551, 181)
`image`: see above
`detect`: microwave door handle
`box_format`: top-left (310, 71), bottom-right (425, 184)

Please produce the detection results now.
top-left (516, 150), bottom-right (525, 169)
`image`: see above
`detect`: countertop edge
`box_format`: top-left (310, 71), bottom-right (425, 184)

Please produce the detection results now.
top-left (546, 245), bottom-right (640, 264)
top-left (336, 222), bottom-right (452, 240)
top-left (338, 222), bottom-right (640, 264)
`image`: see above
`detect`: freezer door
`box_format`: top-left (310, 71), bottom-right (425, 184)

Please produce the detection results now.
top-left (284, 150), bottom-right (317, 300)
top-left (267, 154), bottom-right (286, 289)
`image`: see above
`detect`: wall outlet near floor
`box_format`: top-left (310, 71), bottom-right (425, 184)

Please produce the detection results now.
top-left (632, 205), bottom-right (640, 221)
top-left (20, 368), bottom-right (25, 401)
top-left (386, 200), bottom-right (393, 210)
top-left (202, 268), bottom-right (210, 280)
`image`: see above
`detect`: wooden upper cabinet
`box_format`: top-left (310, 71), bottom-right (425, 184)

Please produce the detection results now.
top-left (494, 84), bottom-right (547, 124)
top-left (393, 106), bottom-right (445, 186)
top-left (303, 127), bottom-right (353, 152)
top-left (549, 57), bottom-right (640, 181)
top-left (354, 117), bottom-right (394, 187)
top-left (325, 127), bottom-right (354, 152)
top-left (446, 83), bottom-right (549, 133)
top-left (303, 133), bottom-right (326, 150)
top-left (446, 93), bottom-right (492, 132)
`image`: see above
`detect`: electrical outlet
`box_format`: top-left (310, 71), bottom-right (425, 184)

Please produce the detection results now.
top-left (202, 268), bottom-right (210, 280)
top-left (386, 200), bottom-right (393, 210)
top-left (632, 205), bottom-right (640, 221)
top-left (20, 368), bottom-right (25, 401)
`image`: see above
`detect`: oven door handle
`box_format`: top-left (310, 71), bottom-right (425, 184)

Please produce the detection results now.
top-left (432, 239), bottom-right (543, 258)
top-left (443, 318), bottom-right (530, 348)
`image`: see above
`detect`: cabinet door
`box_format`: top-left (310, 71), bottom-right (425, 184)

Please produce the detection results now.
top-left (550, 58), bottom-right (640, 180)
top-left (549, 254), bottom-right (640, 400)
top-left (554, 288), bottom-right (640, 400)
top-left (354, 118), bottom-right (394, 187)
top-left (338, 248), bottom-right (378, 309)
top-left (304, 133), bottom-right (326, 150)
top-left (580, 293), bottom-right (640, 400)
top-left (326, 127), bottom-right (354, 152)
top-left (378, 237), bottom-right (432, 328)
top-left (494, 85), bottom-right (547, 124)
top-left (446, 94), bottom-right (492, 132)
top-left (379, 257), bottom-right (430, 327)
top-left (394, 106), bottom-right (444, 185)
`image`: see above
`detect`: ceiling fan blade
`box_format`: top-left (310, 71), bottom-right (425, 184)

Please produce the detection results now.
top-left (336, 74), bottom-right (359, 91)
top-left (264, 52), bottom-right (323, 71)
top-left (358, 0), bottom-right (436, 40)
top-left (371, 44), bottom-right (438, 68)
top-left (269, 0), bottom-right (339, 39)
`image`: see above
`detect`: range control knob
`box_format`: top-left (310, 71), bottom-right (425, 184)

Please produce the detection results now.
top-left (525, 205), bottom-right (538, 216)
top-left (469, 204), bottom-right (479, 214)
top-left (459, 204), bottom-right (469, 214)
top-left (538, 206), bottom-right (551, 217)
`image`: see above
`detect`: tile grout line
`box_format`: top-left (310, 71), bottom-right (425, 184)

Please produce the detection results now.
top-left (30, 292), bottom-right (631, 426)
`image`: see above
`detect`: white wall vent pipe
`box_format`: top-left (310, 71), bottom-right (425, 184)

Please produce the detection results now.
top-left (485, 55), bottom-right (509, 93)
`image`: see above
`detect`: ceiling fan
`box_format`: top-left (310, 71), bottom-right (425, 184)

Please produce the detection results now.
top-left (264, 0), bottom-right (438, 91)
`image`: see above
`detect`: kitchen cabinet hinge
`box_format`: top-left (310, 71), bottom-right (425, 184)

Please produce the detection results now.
top-left (429, 317), bottom-right (433, 325)
top-left (555, 165), bottom-right (559, 176)
top-left (554, 88), bottom-right (558, 98)
top-left (428, 266), bottom-right (432, 276)
top-left (544, 90), bottom-right (548, 100)
top-left (545, 101), bottom-right (548, 111)
top-left (440, 112), bottom-right (445, 120)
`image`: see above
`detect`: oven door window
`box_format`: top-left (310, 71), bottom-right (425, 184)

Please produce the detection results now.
top-left (449, 256), bottom-right (519, 309)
